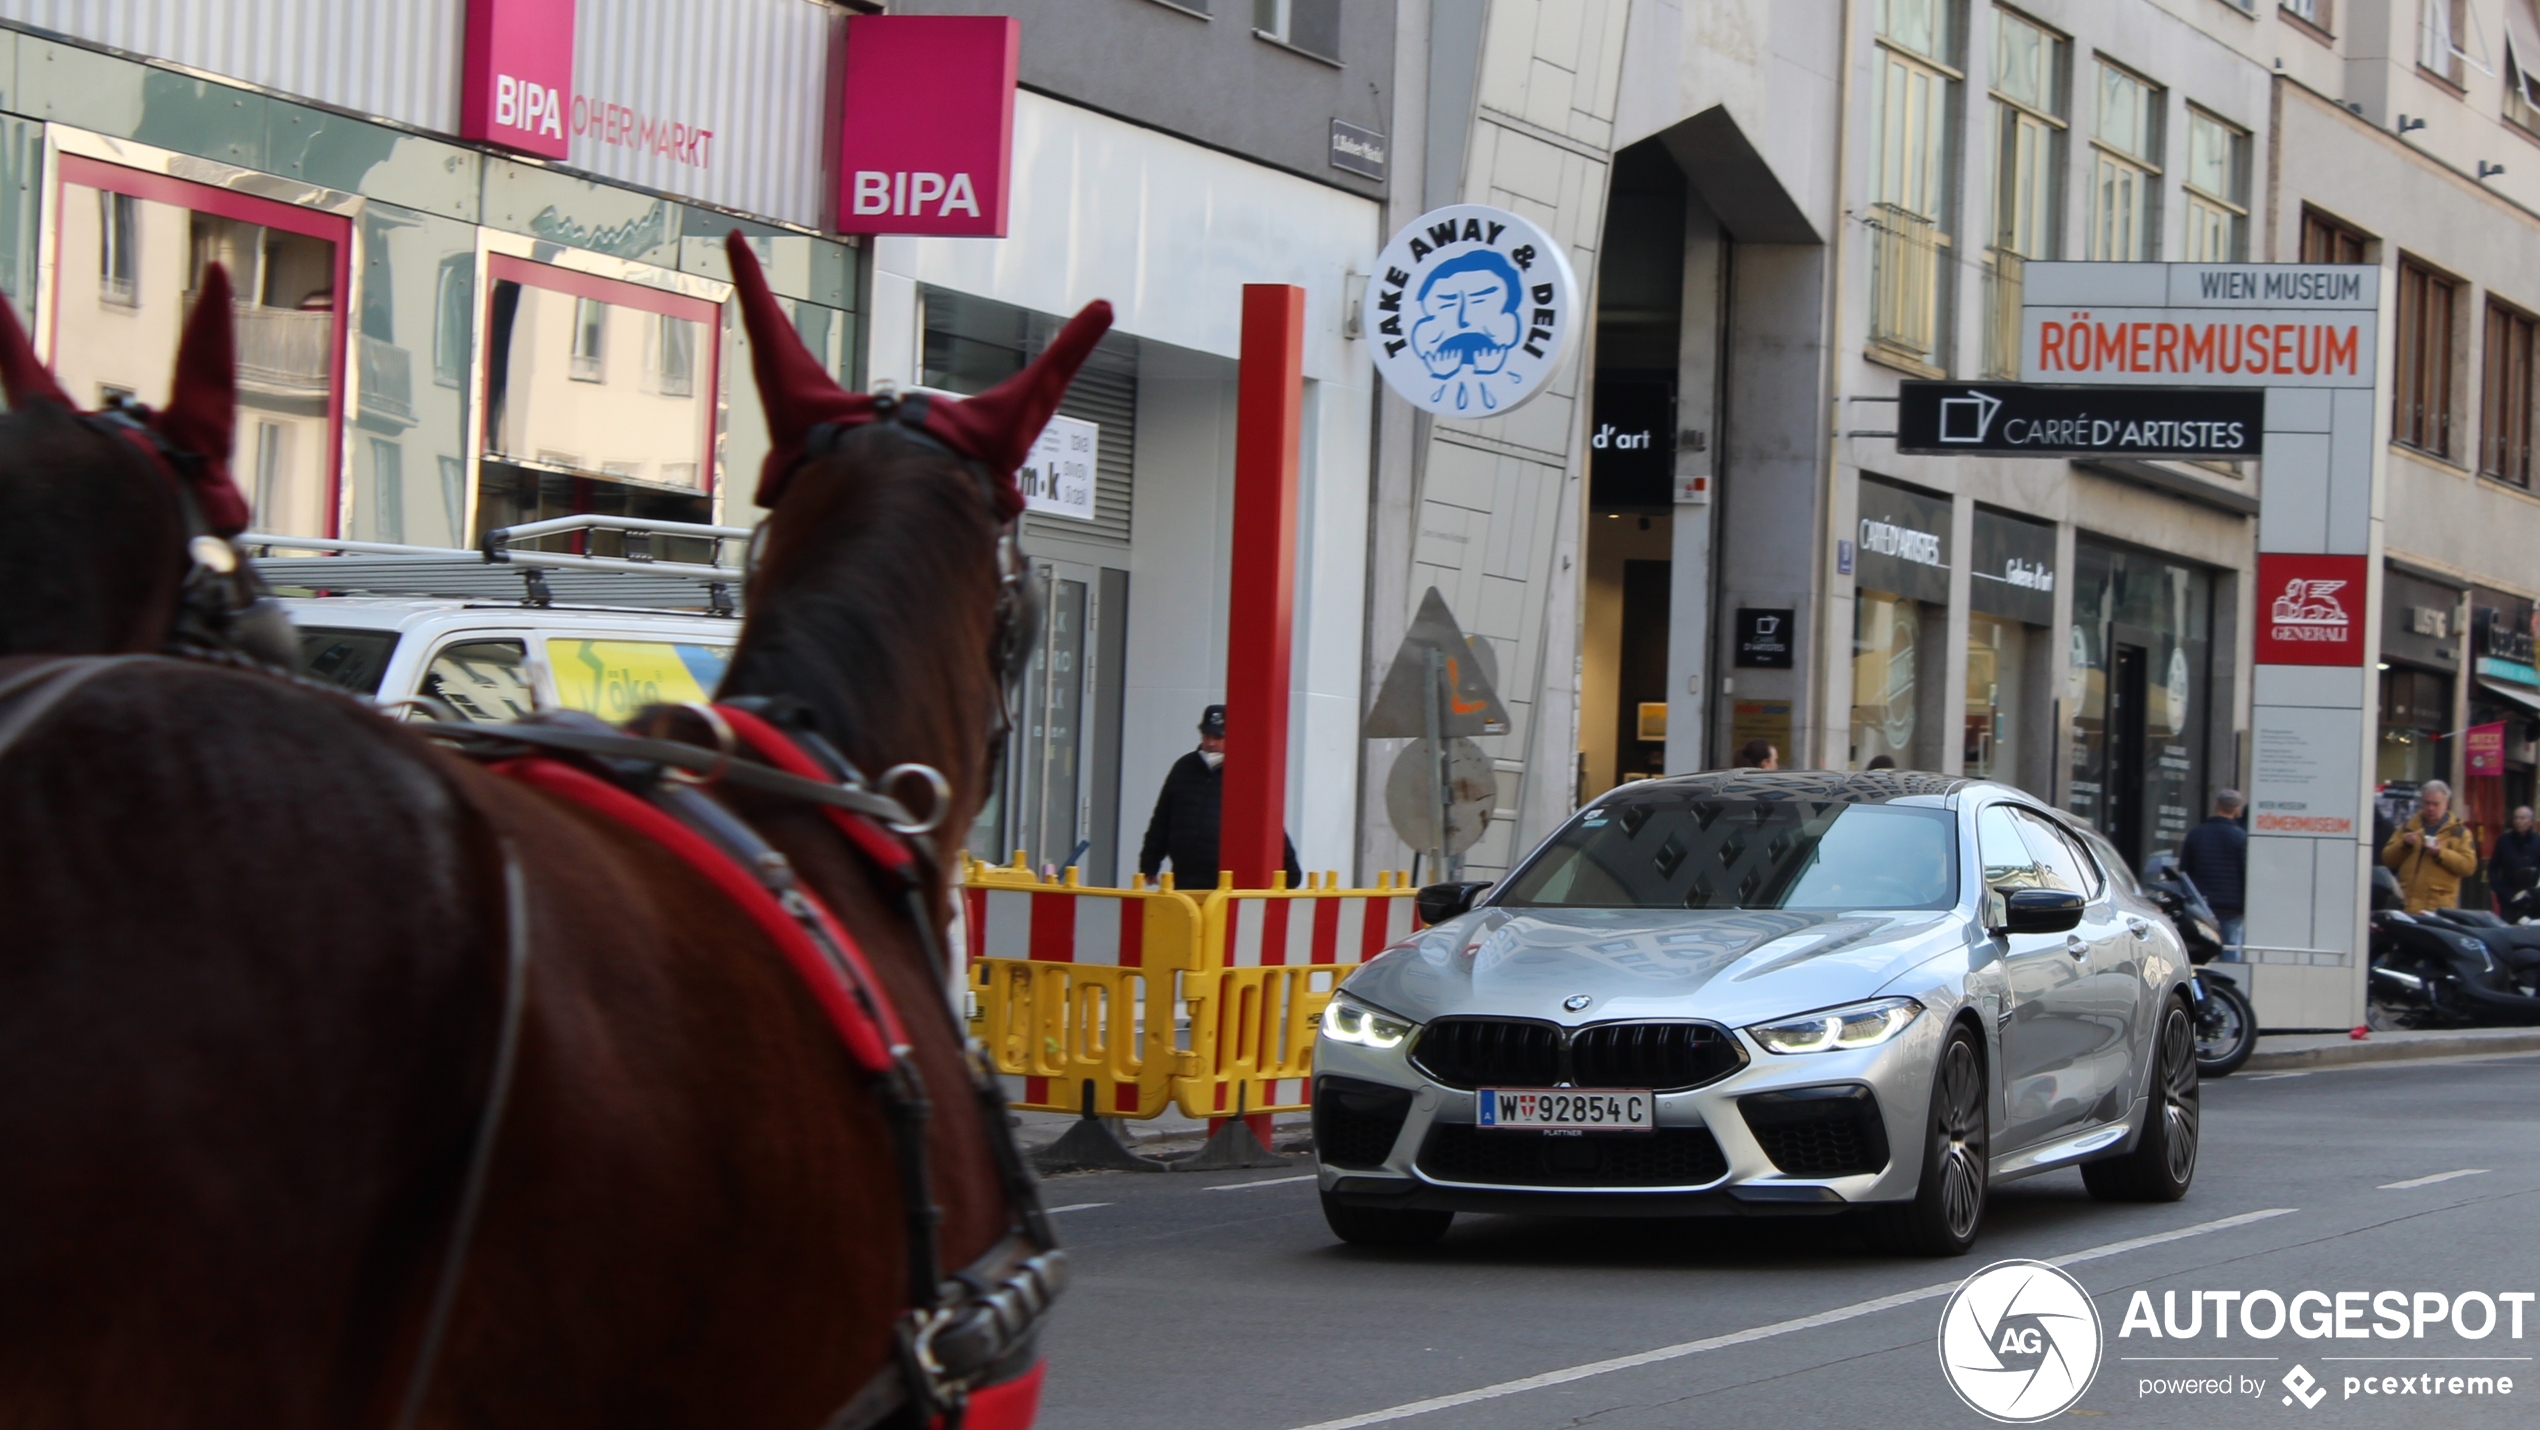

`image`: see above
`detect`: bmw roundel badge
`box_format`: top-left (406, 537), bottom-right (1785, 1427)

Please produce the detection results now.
top-left (1563, 994), bottom-right (1593, 1012)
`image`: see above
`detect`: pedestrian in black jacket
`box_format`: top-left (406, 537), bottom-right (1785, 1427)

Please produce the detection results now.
top-left (2178, 789), bottom-right (2248, 959)
top-left (1138, 705), bottom-right (1303, 888)
top-left (2492, 806), bottom-right (2540, 921)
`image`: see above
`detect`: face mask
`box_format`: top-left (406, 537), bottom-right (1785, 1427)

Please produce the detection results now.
top-left (1201, 750), bottom-right (1224, 770)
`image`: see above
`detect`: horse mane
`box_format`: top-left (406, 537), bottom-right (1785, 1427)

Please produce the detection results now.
top-left (0, 403), bottom-right (190, 656)
top-left (719, 422), bottom-right (1007, 848)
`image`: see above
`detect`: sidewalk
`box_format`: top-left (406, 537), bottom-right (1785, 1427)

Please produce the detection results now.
top-left (2244, 1024), bottom-right (2540, 1072)
top-left (1012, 1106), bottom-right (1314, 1160)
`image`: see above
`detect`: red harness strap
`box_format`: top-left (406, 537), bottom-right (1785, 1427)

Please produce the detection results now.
top-left (714, 704), bottom-right (924, 885)
top-left (490, 756), bottom-right (905, 1072)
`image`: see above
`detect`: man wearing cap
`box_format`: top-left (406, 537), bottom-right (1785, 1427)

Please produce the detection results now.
top-left (1139, 704), bottom-right (1304, 888)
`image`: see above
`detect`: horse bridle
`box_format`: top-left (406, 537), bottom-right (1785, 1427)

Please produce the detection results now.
top-left (85, 398), bottom-right (300, 673)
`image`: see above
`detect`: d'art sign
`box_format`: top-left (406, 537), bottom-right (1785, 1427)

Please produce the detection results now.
top-left (1369, 204), bottom-right (1578, 417)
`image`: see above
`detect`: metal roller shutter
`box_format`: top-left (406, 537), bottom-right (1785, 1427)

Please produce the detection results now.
top-left (1037, 350), bottom-right (1135, 548)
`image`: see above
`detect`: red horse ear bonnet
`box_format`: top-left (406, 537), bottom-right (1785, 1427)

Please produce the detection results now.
top-left (0, 265), bottom-right (249, 535)
top-left (722, 230), bottom-right (1113, 519)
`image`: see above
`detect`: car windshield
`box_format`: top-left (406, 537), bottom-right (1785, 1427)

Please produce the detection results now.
top-left (1499, 797), bottom-right (1960, 911)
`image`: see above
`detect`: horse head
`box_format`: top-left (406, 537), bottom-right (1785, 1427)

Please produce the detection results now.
top-left (0, 267), bottom-right (289, 665)
top-left (716, 232), bottom-right (1112, 867)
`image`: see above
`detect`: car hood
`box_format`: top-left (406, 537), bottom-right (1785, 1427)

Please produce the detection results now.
top-left (1340, 905), bottom-right (1972, 1029)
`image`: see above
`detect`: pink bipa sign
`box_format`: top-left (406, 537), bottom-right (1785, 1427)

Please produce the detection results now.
top-left (461, 0), bottom-right (576, 160)
top-left (835, 15), bottom-right (1018, 238)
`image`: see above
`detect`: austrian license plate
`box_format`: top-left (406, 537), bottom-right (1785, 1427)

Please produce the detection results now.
top-left (1476, 1088), bottom-right (1654, 1132)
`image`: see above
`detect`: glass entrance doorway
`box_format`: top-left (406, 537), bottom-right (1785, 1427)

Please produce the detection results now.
top-left (970, 558), bottom-right (1128, 883)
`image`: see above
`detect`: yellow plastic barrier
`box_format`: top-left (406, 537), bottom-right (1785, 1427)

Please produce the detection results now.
top-left (961, 854), bottom-right (1203, 1120)
top-left (1173, 871), bottom-right (1421, 1122)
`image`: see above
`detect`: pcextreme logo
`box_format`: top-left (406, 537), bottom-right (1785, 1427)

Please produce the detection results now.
top-left (1937, 1260), bottom-right (2104, 1422)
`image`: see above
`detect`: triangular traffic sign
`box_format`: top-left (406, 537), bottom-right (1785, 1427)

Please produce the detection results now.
top-left (1363, 587), bottom-right (1511, 738)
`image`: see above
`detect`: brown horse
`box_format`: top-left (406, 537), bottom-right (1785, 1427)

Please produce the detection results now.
top-left (0, 237), bottom-right (1106, 1429)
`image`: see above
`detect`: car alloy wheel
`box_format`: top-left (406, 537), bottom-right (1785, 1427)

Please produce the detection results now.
top-left (1934, 1034), bottom-right (1987, 1240)
top-left (2082, 996), bottom-right (2199, 1203)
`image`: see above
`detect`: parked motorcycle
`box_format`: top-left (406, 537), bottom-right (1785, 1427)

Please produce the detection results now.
top-left (2140, 852), bottom-right (2258, 1077)
top-left (2367, 865), bottom-right (2540, 1029)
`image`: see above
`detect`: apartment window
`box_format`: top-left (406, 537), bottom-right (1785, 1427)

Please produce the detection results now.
top-left (2509, 31), bottom-right (2540, 133)
top-left (1869, 0), bottom-right (1961, 369)
top-left (2300, 206), bottom-right (2370, 263)
top-left (568, 296), bottom-right (607, 382)
top-left (1252, 0), bottom-right (1339, 62)
top-left (2282, 0), bottom-right (2331, 32)
top-left (2394, 258), bottom-right (2460, 458)
top-left (2484, 301), bottom-right (2537, 487)
top-left (99, 190), bottom-right (138, 306)
top-left (1987, 9), bottom-right (2065, 377)
top-left (2090, 62), bottom-right (2162, 261)
top-left (2182, 110), bottom-right (2250, 262)
top-left (2420, 0), bottom-right (2468, 86)
top-left (653, 312), bottom-right (697, 398)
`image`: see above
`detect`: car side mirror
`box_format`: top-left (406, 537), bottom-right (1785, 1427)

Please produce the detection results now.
top-left (1416, 880), bottom-right (1494, 925)
top-left (1991, 887), bottom-right (2085, 935)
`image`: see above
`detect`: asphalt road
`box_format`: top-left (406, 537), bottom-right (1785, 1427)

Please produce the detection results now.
top-left (1030, 1052), bottom-right (2540, 1430)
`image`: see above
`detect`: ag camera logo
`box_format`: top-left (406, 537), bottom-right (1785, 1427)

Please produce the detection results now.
top-left (1937, 1259), bottom-right (2104, 1422)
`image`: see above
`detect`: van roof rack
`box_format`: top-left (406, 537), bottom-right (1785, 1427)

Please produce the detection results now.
top-left (243, 514), bottom-right (749, 613)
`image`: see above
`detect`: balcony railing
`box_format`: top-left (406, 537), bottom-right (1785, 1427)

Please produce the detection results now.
top-left (1982, 248), bottom-right (2024, 380)
top-left (358, 335), bottom-right (415, 427)
top-left (233, 305), bottom-right (332, 400)
top-left (1867, 202), bottom-right (1941, 367)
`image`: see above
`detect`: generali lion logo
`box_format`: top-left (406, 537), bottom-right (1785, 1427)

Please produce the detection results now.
top-left (2269, 578), bottom-right (2350, 643)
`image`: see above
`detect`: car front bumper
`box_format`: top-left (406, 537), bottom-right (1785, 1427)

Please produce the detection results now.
top-left (1311, 1012), bottom-right (1949, 1216)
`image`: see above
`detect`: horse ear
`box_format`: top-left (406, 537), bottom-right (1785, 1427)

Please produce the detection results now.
top-left (724, 231), bottom-right (868, 507)
top-left (153, 265), bottom-right (251, 535)
top-left (0, 288), bottom-right (71, 412)
top-left (933, 299), bottom-right (1114, 498)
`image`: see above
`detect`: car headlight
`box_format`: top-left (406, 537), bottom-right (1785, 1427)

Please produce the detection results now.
top-left (1320, 993), bottom-right (1417, 1050)
top-left (1745, 997), bottom-right (1923, 1055)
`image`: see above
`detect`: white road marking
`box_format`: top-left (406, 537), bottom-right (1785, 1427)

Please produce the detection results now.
top-left (1203, 1174), bottom-right (1318, 1192)
top-left (2378, 1168), bottom-right (2489, 1189)
top-left (1281, 1208), bottom-right (2299, 1430)
top-left (1043, 1202), bottom-right (1113, 1213)
top-left (2247, 1071), bottom-right (2315, 1080)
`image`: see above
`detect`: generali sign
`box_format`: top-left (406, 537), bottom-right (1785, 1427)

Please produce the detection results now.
top-left (835, 15), bottom-right (1019, 238)
top-left (461, 0), bottom-right (575, 161)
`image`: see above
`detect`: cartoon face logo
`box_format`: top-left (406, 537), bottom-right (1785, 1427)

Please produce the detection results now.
top-left (1410, 250), bottom-right (1525, 382)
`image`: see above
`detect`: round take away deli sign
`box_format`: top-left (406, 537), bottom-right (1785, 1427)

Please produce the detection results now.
top-left (1369, 204), bottom-right (1578, 418)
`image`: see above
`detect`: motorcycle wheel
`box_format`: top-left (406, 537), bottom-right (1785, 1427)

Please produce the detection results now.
top-left (2365, 994), bottom-right (2425, 1032)
top-left (2193, 977), bottom-right (2257, 1078)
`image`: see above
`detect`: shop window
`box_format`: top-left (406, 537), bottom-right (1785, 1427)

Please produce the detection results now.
top-left (2089, 61), bottom-right (2162, 262)
top-left (1986, 8), bottom-right (2065, 378)
top-left (2068, 542), bottom-right (2213, 870)
top-left (49, 157), bottom-right (348, 537)
top-left (1869, 0), bottom-right (1960, 370)
top-left (479, 255), bottom-right (718, 557)
top-left (2182, 108), bottom-right (2249, 263)
top-left (1853, 592), bottom-right (1927, 768)
top-left (2395, 257), bottom-right (2461, 459)
top-left (1965, 614), bottom-right (2033, 782)
top-left (2380, 666), bottom-right (2455, 784)
top-left (2483, 300), bottom-right (2537, 488)
top-left (2299, 206), bottom-right (2370, 263)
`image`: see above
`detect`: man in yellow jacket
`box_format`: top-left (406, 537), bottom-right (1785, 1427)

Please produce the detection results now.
top-left (2381, 779), bottom-right (2478, 914)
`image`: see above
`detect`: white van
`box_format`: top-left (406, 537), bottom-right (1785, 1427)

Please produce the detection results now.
top-left (250, 515), bottom-right (747, 723)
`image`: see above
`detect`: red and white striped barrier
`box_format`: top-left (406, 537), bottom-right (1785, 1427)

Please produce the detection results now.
top-left (962, 884), bottom-right (1157, 966)
top-left (1217, 891), bottom-right (1418, 968)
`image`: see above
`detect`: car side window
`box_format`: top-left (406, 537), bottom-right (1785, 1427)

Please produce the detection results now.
top-left (419, 639), bottom-right (533, 723)
top-left (2012, 808), bottom-right (2103, 900)
top-left (1977, 805), bottom-right (2041, 889)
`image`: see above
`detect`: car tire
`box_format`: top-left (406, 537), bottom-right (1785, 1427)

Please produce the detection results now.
top-left (1868, 1023), bottom-right (1988, 1258)
top-left (1320, 1190), bottom-right (1452, 1248)
top-left (2081, 996), bottom-right (2199, 1203)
